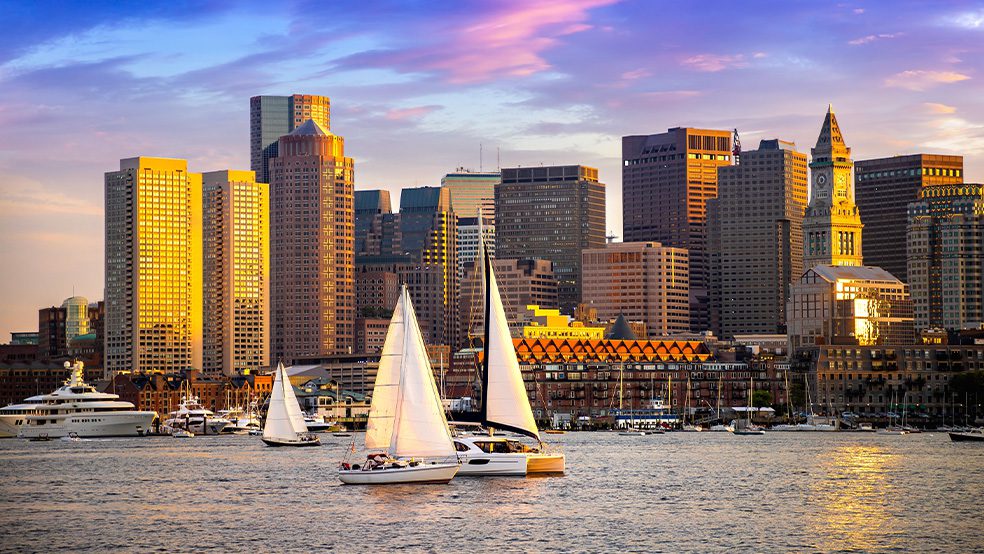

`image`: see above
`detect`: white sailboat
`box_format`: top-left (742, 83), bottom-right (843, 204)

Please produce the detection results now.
top-left (338, 286), bottom-right (460, 484)
top-left (262, 362), bottom-right (320, 447)
top-left (453, 242), bottom-right (566, 475)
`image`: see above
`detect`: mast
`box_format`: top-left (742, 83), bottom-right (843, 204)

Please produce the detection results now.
top-left (716, 373), bottom-right (722, 421)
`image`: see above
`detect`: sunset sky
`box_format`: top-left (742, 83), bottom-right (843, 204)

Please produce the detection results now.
top-left (1, 0), bottom-right (982, 338)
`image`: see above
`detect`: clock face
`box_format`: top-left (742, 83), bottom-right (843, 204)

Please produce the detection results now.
top-left (816, 173), bottom-right (827, 187)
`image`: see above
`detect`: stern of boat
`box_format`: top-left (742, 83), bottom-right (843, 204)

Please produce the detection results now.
top-left (525, 452), bottom-right (565, 475)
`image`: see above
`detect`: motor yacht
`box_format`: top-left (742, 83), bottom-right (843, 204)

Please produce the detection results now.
top-left (453, 435), bottom-right (564, 476)
top-left (0, 396), bottom-right (44, 438)
top-left (18, 361), bottom-right (157, 439)
top-left (163, 396), bottom-right (230, 435)
top-left (218, 401), bottom-right (262, 434)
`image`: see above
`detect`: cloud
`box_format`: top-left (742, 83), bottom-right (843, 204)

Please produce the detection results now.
top-left (848, 33), bottom-right (902, 45)
top-left (0, 177), bottom-right (102, 217)
top-left (884, 70), bottom-right (970, 91)
top-left (923, 102), bottom-right (957, 114)
top-left (681, 53), bottom-right (747, 72)
top-left (924, 116), bottom-right (984, 154)
top-left (620, 68), bottom-right (650, 80)
top-left (384, 105), bottom-right (443, 121)
top-left (943, 10), bottom-right (984, 29)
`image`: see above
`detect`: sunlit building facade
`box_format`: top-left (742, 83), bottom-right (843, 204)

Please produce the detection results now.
top-left (907, 183), bottom-right (984, 330)
top-left (203, 170), bottom-right (270, 376)
top-left (270, 120), bottom-right (355, 364)
top-left (441, 169), bottom-right (500, 219)
top-left (250, 94), bottom-right (331, 184)
top-left (787, 265), bottom-right (914, 349)
top-left (460, 258), bottom-right (558, 340)
top-left (61, 296), bottom-right (90, 343)
top-left (104, 157), bottom-right (202, 374)
top-left (456, 215), bottom-right (495, 279)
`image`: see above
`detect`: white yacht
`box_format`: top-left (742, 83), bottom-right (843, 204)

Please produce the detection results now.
top-left (453, 435), bottom-right (534, 476)
top-left (218, 400), bottom-right (262, 434)
top-left (18, 361), bottom-right (157, 439)
top-left (163, 396), bottom-right (230, 435)
top-left (0, 396), bottom-right (44, 438)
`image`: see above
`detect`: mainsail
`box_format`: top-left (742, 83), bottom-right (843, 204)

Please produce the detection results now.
top-left (263, 362), bottom-right (308, 440)
top-left (365, 286), bottom-right (456, 458)
top-left (481, 251), bottom-right (541, 441)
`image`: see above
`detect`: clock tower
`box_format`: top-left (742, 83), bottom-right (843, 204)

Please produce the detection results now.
top-left (803, 105), bottom-right (863, 270)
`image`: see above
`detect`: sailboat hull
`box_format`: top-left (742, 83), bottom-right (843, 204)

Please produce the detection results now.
top-left (262, 436), bottom-right (321, 447)
top-left (338, 462), bottom-right (459, 485)
top-left (525, 453), bottom-right (565, 475)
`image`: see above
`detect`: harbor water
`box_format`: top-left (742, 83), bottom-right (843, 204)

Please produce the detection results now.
top-left (1, 432), bottom-right (981, 552)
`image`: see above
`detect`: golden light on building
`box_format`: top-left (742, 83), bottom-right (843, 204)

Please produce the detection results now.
top-left (203, 170), bottom-right (270, 376)
top-left (522, 305), bottom-right (605, 340)
top-left (105, 157), bottom-right (202, 374)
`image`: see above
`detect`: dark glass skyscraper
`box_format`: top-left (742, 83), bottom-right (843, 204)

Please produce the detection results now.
top-left (250, 94), bottom-right (331, 184)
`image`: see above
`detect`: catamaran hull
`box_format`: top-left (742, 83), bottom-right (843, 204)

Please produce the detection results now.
top-left (262, 436), bottom-right (321, 447)
top-left (526, 453), bottom-right (565, 474)
top-left (338, 463), bottom-right (459, 485)
top-left (456, 454), bottom-right (528, 476)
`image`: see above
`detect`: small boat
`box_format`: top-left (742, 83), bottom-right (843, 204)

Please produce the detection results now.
top-left (709, 423), bottom-right (734, 433)
top-left (543, 429), bottom-right (566, 435)
top-left (247, 429), bottom-right (262, 436)
top-left (262, 362), bottom-right (321, 447)
top-left (172, 428), bottom-right (195, 438)
top-left (733, 427), bottom-right (766, 436)
top-left (949, 429), bottom-right (984, 442)
top-left (878, 427), bottom-right (908, 436)
top-left (338, 287), bottom-right (459, 485)
top-left (60, 432), bottom-right (82, 443)
top-left (332, 433), bottom-right (352, 438)
top-left (618, 429), bottom-right (646, 436)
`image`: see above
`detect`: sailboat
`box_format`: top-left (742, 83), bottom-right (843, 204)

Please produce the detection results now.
top-left (262, 362), bottom-right (320, 447)
top-left (733, 374), bottom-right (765, 435)
top-left (772, 374), bottom-right (837, 431)
top-left (338, 286), bottom-right (460, 484)
top-left (680, 372), bottom-right (702, 432)
top-left (453, 243), bottom-right (566, 475)
top-left (708, 373), bottom-right (733, 432)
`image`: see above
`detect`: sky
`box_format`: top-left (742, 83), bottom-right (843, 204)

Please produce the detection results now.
top-left (1, 0), bottom-right (982, 339)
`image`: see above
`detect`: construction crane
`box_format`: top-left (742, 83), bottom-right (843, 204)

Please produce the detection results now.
top-left (732, 128), bottom-right (742, 166)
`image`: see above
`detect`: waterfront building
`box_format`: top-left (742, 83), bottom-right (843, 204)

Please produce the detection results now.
top-left (10, 332), bottom-right (38, 345)
top-left (104, 369), bottom-right (273, 418)
top-left (354, 190), bottom-right (393, 256)
top-left (355, 317), bottom-right (389, 354)
top-left (856, 154), bottom-right (963, 282)
top-left (250, 94), bottom-right (331, 184)
top-left (0, 361), bottom-right (104, 406)
top-left (355, 268), bottom-right (400, 316)
top-left (623, 127), bottom-right (731, 332)
top-left (202, 170), bottom-right (270, 376)
top-left (270, 120), bottom-right (355, 364)
top-left (38, 305), bottom-right (67, 359)
top-left (907, 183), bottom-right (984, 330)
top-left (460, 258), bottom-right (558, 340)
top-left (105, 157), bottom-right (202, 375)
top-left (787, 265), bottom-right (915, 349)
top-left (815, 343), bottom-right (984, 421)
top-left (456, 215), bottom-right (495, 279)
top-left (441, 169), bottom-right (500, 219)
top-left (581, 242), bottom-right (690, 338)
top-left (293, 377), bottom-right (370, 428)
top-left (287, 353), bottom-right (380, 397)
top-left (521, 306), bottom-right (605, 340)
top-left (709, 139), bottom-right (808, 338)
top-left (496, 165), bottom-right (606, 312)
top-left (802, 106), bottom-right (864, 270)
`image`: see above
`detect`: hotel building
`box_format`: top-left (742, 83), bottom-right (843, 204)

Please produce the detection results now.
top-left (104, 157), bottom-right (202, 374)
top-left (202, 170), bottom-right (270, 376)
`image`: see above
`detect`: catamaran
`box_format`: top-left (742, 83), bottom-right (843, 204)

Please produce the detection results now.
top-left (453, 238), bottom-right (565, 475)
top-left (338, 286), bottom-right (460, 484)
top-left (262, 362), bottom-right (320, 447)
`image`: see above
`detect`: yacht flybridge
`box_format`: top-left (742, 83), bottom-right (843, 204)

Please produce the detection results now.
top-left (18, 361), bottom-right (157, 439)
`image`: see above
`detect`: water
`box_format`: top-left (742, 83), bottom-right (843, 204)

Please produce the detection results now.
top-left (1, 432), bottom-right (981, 553)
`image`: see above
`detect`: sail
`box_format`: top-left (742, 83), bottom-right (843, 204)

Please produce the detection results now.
top-left (482, 252), bottom-right (541, 441)
top-left (364, 290), bottom-right (407, 450)
top-left (390, 288), bottom-right (457, 458)
top-left (264, 362), bottom-right (307, 440)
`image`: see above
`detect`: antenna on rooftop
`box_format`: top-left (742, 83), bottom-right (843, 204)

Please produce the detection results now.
top-left (497, 147), bottom-right (500, 171)
top-left (733, 128), bottom-right (742, 166)
top-left (606, 232), bottom-right (619, 244)
top-left (480, 143), bottom-right (483, 172)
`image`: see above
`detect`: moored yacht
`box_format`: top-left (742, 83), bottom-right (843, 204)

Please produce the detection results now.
top-left (18, 361), bottom-right (157, 438)
top-left (164, 396), bottom-right (230, 435)
top-left (0, 396), bottom-right (44, 438)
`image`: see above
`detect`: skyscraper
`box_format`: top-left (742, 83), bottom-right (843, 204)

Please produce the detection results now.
top-left (709, 139), bottom-right (808, 338)
top-left (581, 242), bottom-right (690, 337)
top-left (250, 94), bottom-right (331, 184)
top-left (270, 120), bottom-right (354, 363)
top-left (622, 127), bottom-right (732, 332)
top-left (855, 154), bottom-right (964, 282)
top-left (496, 165), bottom-right (606, 313)
top-left (104, 157), bottom-right (202, 374)
top-left (907, 183), bottom-right (984, 331)
top-left (203, 170), bottom-right (270, 376)
top-left (802, 106), bottom-right (864, 270)
top-left (456, 215), bottom-right (495, 279)
top-left (354, 190), bottom-right (392, 255)
top-left (441, 169), bottom-right (500, 218)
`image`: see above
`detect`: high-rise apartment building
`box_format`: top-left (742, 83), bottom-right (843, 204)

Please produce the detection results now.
top-left (581, 242), bottom-right (690, 338)
top-left (270, 120), bottom-right (354, 364)
top-left (622, 127), bottom-right (732, 332)
top-left (802, 106), bottom-right (864, 270)
top-left (855, 154), bottom-right (964, 282)
top-left (203, 170), bottom-right (270, 376)
top-left (907, 183), bottom-right (984, 330)
top-left (250, 94), bottom-right (331, 184)
top-left (441, 169), bottom-right (500, 219)
top-left (104, 157), bottom-right (202, 374)
top-left (709, 139), bottom-right (808, 338)
top-left (496, 165), bottom-right (606, 312)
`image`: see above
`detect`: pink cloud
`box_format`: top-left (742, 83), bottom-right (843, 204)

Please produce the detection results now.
top-left (923, 102), bottom-right (957, 114)
top-left (620, 68), bottom-right (651, 80)
top-left (681, 53), bottom-right (748, 72)
top-left (383, 105), bottom-right (442, 121)
top-left (884, 69), bottom-right (971, 90)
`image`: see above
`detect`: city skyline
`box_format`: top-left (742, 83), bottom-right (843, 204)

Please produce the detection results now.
top-left (2, 1), bottom-right (984, 338)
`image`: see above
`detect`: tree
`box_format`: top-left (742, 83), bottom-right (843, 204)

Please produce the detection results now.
top-left (752, 390), bottom-right (772, 408)
top-left (950, 371), bottom-right (984, 398)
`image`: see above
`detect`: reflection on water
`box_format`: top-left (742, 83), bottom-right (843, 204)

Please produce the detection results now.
top-left (0, 433), bottom-right (980, 552)
top-left (811, 445), bottom-right (898, 552)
